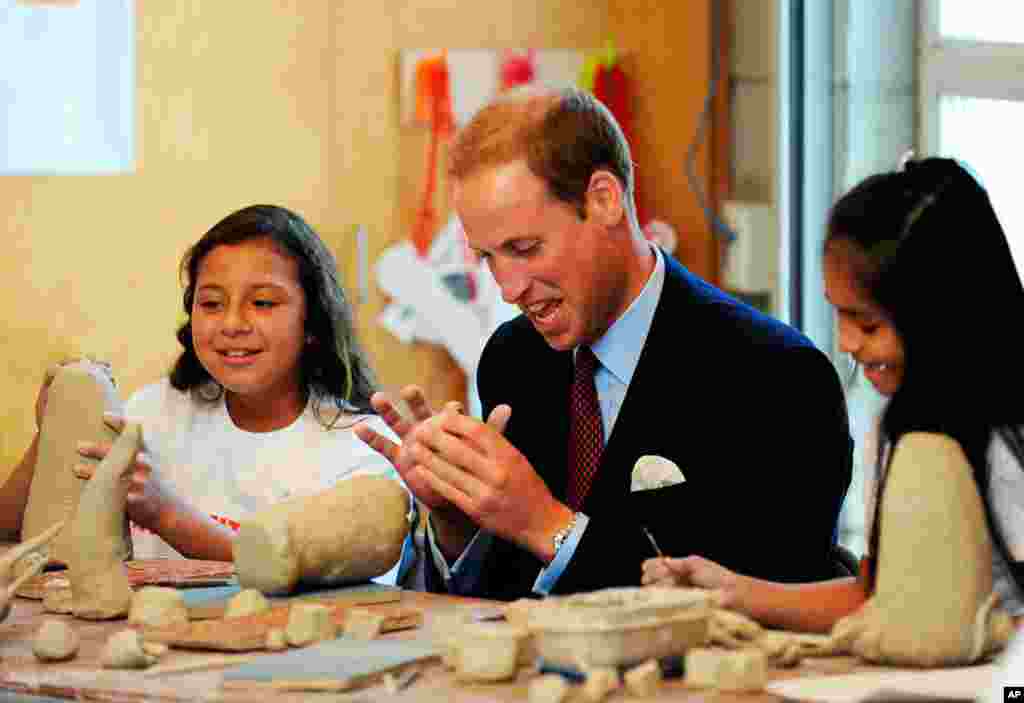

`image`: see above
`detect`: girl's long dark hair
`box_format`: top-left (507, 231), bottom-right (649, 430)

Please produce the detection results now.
top-left (825, 158), bottom-right (1024, 590)
top-left (170, 204), bottom-right (378, 426)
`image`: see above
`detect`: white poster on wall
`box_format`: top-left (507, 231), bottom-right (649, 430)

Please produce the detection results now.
top-left (0, 0), bottom-right (134, 174)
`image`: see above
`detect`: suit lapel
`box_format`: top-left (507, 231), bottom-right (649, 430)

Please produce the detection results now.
top-left (510, 341), bottom-right (573, 501)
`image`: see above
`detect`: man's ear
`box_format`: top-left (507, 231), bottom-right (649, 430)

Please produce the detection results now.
top-left (584, 170), bottom-right (626, 226)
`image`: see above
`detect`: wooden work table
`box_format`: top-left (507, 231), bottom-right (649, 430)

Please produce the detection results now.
top-left (0, 588), bottom-right (877, 703)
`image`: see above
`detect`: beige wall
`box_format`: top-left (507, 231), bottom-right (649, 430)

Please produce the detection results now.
top-left (1, 1), bottom-right (720, 475)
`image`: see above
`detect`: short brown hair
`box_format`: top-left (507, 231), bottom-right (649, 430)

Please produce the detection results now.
top-left (448, 86), bottom-right (636, 224)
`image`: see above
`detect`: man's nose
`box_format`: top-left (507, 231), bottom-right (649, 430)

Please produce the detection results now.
top-left (493, 262), bottom-right (530, 305)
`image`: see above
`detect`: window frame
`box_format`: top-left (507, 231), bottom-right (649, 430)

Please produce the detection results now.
top-left (919, 0), bottom-right (1024, 152)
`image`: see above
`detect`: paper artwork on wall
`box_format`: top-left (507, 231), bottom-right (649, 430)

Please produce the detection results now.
top-left (399, 49), bottom-right (587, 127)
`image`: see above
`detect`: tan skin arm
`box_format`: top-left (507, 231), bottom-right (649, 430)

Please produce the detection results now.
top-left (728, 575), bottom-right (868, 633)
top-left (642, 555), bottom-right (869, 634)
top-left (0, 435), bottom-right (40, 536)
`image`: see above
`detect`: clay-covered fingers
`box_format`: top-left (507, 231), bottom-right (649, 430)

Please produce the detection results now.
top-left (410, 441), bottom-right (486, 505)
top-left (436, 410), bottom-right (507, 459)
top-left (368, 390), bottom-right (420, 440)
top-left (414, 412), bottom-right (495, 480)
top-left (400, 385), bottom-right (434, 422)
top-left (353, 423), bottom-right (402, 465)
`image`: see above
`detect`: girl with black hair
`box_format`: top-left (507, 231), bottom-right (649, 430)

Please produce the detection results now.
top-left (6, 205), bottom-right (414, 583)
top-left (642, 158), bottom-right (1024, 631)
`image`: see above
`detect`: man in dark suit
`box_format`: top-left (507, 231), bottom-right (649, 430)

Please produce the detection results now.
top-left (356, 86), bottom-right (851, 600)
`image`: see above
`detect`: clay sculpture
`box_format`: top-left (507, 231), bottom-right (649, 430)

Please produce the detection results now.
top-left (33, 619), bottom-right (80, 662)
top-left (233, 474), bottom-right (410, 594)
top-left (830, 432), bottom-right (1015, 666)
top-left (101, 629), bottom-right (162, 669)
top-left (66, 423), bottom-right (142, 620)
top-left (224, 589), bottom-right (270, 619)
top-left (285, 602), bottom-right (336, 646)
top-left (22, 360), bottom-right (128, 567)
top-left (128, 587), bottom-right (188, 628)
top-left (700, 433), bottom-right (1015, 668)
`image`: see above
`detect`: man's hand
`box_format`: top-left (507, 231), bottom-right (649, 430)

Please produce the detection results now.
top-left (407, 405), bottom-right (573, 562)
top-left (354, 386), bottom-right (454, 512)
top-left (72, 413), bottom-right (174, 534)
top-left (355, 386), bottom-right (522, 559)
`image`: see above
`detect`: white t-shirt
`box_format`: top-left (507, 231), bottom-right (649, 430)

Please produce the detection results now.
top-left (864, 424), bottom-right (1024, 615)
top-left (122, 380), bottom-right (413, 584)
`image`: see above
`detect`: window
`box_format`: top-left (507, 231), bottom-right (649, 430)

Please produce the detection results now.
top-left (920, 1), bottom-right (1024, 272)
top-left (780, 1), bottom-right (915, 557)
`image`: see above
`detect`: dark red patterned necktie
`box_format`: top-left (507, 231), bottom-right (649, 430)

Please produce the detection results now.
top-left (567, 346), bottom-right (604, 510)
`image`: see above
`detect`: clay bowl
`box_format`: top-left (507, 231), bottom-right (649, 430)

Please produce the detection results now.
top-left (527, 587), bottom-right (711, 669)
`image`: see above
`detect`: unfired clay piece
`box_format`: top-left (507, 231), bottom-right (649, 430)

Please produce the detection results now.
top-left (66, 423), bottom-right (142, 620)
top-left (22, 361), bottom-right (128, 567)
top-left (101, 630), bottom-right (157, 669)
top-left (830, 433), bottom-right (1015, 666)
top-left (709, 608), bottom-right (762, 647)
top-left (33, 619), bottom-right (80, 662)
top-left (581, 667), bottom-right (619, 702)
top-left (233, 474), bottom-right (409, 594)
top-left (42, 583), bottom-right (73, 615)
top-left (685, 647), bottom-right (765, 692)
top-left (128, 587), bottom-right (188, 628)
top-left (699, 433), bottom-right (1016, 669)
top-left (623, 659), bottom-right (661, 697)
top-left (285, 602), bottom-right (337, 647)
top-left (343, 608), bottom-right (386, 640)
top-left (528, 674), bottom-right (570, 703)
top-left (528, 587), bottom-right (710, 669)
top-left (265, 628), bottom-right (287, 651)
top-left (454, 623), bottom-right (527, 682)
top-left (142, 641), bottom-right (168, 658)
top-left (224, 588), bottom-right (270, 619)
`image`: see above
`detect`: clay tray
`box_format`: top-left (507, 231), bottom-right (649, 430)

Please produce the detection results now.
top-left (527, 587), bottom-right (712, 669)
top-left (15, 559), bottom-right (235, 600)
top-left (144, 601), bottom-right (423, 652)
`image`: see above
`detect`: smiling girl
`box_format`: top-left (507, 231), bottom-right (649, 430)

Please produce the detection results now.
top-left (3, 205), bottom-right (413, 583)
top-left (642, 158), bottom-right (1024, 630)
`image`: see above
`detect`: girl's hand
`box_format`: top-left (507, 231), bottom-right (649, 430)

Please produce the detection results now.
top-left (73, 415), bottom-right (173, 534)
top-left (641, 555), bottom-right (745, 610)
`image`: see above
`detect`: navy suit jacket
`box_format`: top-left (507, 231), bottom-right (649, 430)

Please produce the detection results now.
top-left (429, 254), bottom-right (852, 600)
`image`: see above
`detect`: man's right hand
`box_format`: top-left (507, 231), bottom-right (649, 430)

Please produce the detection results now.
top-left (354, 385), bottom-right (510, 558)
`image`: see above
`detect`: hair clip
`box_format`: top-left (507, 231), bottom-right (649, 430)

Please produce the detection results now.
top-left (897, 149), bottom-right (916, 171)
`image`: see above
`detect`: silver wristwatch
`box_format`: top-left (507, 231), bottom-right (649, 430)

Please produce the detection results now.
top-left (552, 512), bottom-right (582, 554)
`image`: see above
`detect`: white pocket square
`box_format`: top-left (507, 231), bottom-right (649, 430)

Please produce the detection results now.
top-left (631, 455), bottom-right (686, 492)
